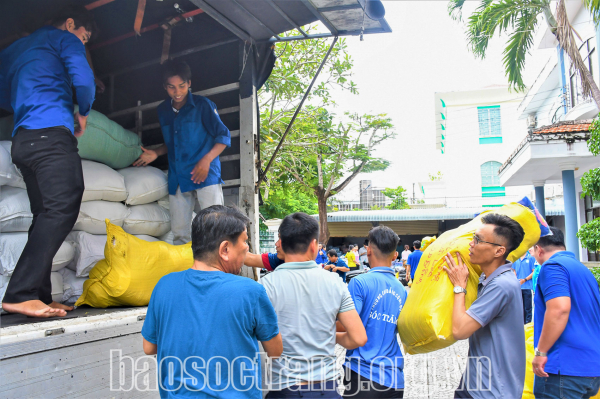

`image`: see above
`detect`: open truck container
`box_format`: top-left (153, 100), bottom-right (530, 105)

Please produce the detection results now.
top-left (0, 0), bottom-right (390, 396)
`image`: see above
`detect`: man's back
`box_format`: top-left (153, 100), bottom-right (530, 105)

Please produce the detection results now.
top-left (345, 268), bottom-right (407, 389)
top-left (142, 269), bottom-right (278, 398)
top-left (407, 250), bottom-right (423, 280)
top-left (534, 251), bottom-right (600, 376)
top-left (0, 26), bottom-right (95, 134)
top-left (260, 261), bottom-right (354, 389)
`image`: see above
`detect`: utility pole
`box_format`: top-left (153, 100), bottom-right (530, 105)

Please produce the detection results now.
top-left (412, 183), bottom-right (415, 205)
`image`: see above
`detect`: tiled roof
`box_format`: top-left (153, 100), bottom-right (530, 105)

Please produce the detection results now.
top-left (532, 119), bottom-right (593, 134)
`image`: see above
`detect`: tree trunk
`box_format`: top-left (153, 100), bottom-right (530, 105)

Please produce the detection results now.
top-left (317, 195), bottom-right (330, 245)
top-left (582, 67), bottom-right (600, 110)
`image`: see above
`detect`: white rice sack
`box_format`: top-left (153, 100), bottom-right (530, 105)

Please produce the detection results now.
top-left (158, 195), bottom-right (169, 210)
top-left (66, 231), bottom-right (160, 277)
top-left (123, 203), bottom-right (171, 237)
top-left (0, 141), bottom-right (26, 189)
top-left (51, 271), bottom-right (63, 303)
top-left (66, 231), bottom-right (106, 277)
top-left (135, 234), bottom-right (160, 242)
top-left (0, 233), bottom-right (74, 275)
top-left (74, 201), bottom-right (129, 234)
top-left (159, 230), bottom-right (174, 244)
top-left (58, 268), bottom-right (86, 304)
top-left (1, 275), bottom-right (10, 314)
top-left (118, 166), bottom-right (168, 205)
top-left (0, 186), bottom-right (32, 232)
top-left (82, 160), bottom-right (127, 202)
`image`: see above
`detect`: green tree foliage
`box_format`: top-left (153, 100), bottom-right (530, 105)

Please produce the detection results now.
top-left (382, 186), bottom-right (410, 210)
top-left (577, 218), bottom-right (600, 252)
top-left (448, 0), bottom-right (600, 106)
top-left (580, 168), bottom-right (600, 201)
top-left (258, 28), bottom-right (395, 243)
top-left (260, 187), bottom-right (318, 221)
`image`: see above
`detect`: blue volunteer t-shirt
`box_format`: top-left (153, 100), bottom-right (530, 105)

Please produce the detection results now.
top-left (534, 251), bottom-right (600, 377)
top-left (326, 258), bottom-right (348, 282)
top-left (261, 252), bottom-right (284, 271)
top-left (512, 252), bottom-right (535, 290)
top-left (315, 249), bottom-right (328, 265)
top-left (345, 267), bottom-right (407, 388)
top-left (142, 269), bottom-right (279, 398)
top-left (407, 250), bottom-right (423, 280)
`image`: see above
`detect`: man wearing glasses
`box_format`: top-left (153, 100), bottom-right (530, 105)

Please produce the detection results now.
top-left (444, 214), bottom-right (526, 399)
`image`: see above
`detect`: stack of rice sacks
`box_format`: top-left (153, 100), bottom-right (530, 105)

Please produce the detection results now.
top-left (0, 110), bottom-right (176, 309)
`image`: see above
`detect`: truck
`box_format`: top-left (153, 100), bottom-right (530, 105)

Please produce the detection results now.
top-left (0, 0), bottom-right (391, 396)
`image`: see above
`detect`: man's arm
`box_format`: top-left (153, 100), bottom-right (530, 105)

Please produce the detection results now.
top-left (60, 34), bottom-right (95, 121)
top-left (191, 143), bottom-right (227, 184)
top-left (532, 297), bottom-right (570, 377)
top-left (261, 333), bottom-right (283, 358)
top-left (142, 338), bottom-right (157, 355)
top-left (133, 145), bottom-right (168, 167)
top-left (444, 252), bottom-right (482, 340)
top-left (333, 266), bottom-right (350, 273)
top-left (245, 253), bottom-right (266, 269)
top-left (336, 310), bottom-right (367, 349)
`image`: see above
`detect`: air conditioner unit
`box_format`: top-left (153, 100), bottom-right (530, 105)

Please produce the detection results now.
top-left (527, 114), bottom-right (537, 128)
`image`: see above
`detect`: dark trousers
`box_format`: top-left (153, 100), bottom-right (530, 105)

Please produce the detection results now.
top-left (522, 289), bottom-right (533, 324)
top-left (454, 376), bottom-right (473, 398)
top-left (3, 127), bottom-right (84, 304)
top-left (266, 381), bottom-right (341, 398)
top-left (534, 374), bottom-right (600, 399)
top-left (343, 368), bottom-right (404, 398)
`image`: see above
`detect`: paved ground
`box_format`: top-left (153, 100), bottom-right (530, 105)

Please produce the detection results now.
top-left (335, 340), bottom-right (469, 398)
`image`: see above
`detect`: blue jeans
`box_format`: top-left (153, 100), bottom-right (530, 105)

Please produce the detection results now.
top-left (534, 374), bottom-right (600, 398)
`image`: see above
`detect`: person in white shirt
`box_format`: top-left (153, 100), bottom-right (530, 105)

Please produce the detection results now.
top-left (401, 245), bottom-right (411, 264)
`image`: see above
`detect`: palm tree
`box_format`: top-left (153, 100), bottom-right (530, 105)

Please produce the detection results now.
top-left (448, 0), bottom-right (600, 108)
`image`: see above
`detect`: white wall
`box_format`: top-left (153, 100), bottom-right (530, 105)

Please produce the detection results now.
top-left (428, 88), bottom-right (535, 207)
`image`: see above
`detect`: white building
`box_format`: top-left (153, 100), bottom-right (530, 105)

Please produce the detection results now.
top-left (425, 86), bottom-right (558, 208)
top-left (499, 0), bottom-right (599, 261)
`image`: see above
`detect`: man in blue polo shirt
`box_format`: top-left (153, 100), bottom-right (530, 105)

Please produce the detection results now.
top-left (134, 60), bottom-right (230, 245)
top-left (342, 226), bottom-right (407, 398)
top-left (325, 249), bottom-right (350, 283)
top-left (512, 250), bottom-right (536, 323)
top-left (406, 240), bottom-right (423, 281)
top-left (531, 227), bottom-right (600, 398)
top-left (0, 5), bottom-right (96, 318)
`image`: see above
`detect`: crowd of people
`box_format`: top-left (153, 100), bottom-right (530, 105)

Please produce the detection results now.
top-left (142, 206), bottom-right (600, 399)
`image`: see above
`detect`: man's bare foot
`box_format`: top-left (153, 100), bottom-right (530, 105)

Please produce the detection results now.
top-left (49, 302), bottom-right (73, 311)
top-left (2, 300), bottom-right (67, 318)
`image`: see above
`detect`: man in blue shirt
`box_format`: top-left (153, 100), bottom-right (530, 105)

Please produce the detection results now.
top-left (342, 226), bottom-right (408, 398)
top-left (316, 243), bottom-right (328, 265)
top-left (134, 60), bottom-right (231, 245)
top-left (406, 240), bottom-right (423, 281)
top-left (444, 213), bottom-right (526, 399)
top-left (142, 205), bottom-right (283, 398)
top-left (0, 6), bottom-right (96, 318)
top-left (531, 227), bottom-right (600, 399)
top-left (512, 250), bottom-right (536, 323)
top-left (325, 249), bottom-right (350, 283)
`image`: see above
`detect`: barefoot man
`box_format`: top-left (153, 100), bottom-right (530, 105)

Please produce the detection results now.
top-left (0, 5), bottom-right (96, 317)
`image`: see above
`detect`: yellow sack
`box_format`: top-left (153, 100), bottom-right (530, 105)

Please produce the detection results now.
top-left (420, 236), bottom-right (437, 251)
top-left (523, 323), bottom-right (535, 399)
top-left (75, 220), bottom-right (193, 307)
top-left (397, 202), bottom-right (542, 354)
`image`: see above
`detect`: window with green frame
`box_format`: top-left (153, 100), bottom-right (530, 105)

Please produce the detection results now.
top-left (481, 161), bottom-right (505, 197)
top-left (478, 106), bottom-right (502, 144)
